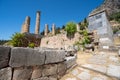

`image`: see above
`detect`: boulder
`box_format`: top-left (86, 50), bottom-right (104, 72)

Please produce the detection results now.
top-left (45, 50), bottom-right (65, 64)
top-left (0, 46), bottom-right (11, 69)
top-left (0, 67), bottom-right (12, 80)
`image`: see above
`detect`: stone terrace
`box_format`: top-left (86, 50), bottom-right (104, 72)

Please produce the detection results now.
top-left (61, 51), bottom-right (120, 80)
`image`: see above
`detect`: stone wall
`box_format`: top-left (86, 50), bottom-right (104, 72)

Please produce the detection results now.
top-left (40, 33), bottom-right (81, 49)
top-left (0, 46), bottom-right (76, 80)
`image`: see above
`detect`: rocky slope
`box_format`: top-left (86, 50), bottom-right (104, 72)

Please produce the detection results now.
top-left (90, 0), bottom-right (120, 16)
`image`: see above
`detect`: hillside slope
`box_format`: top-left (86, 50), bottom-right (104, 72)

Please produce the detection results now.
top-left (90, 0), bottom-right (120, 16)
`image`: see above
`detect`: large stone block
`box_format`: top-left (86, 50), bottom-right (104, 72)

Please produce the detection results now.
top-left (31, 66), bottom-right (42, 79)
top-left (42, 64), bottom-right (57, 76)
top-left (0, 67), bottom-right (12, 80)
top-left (65, 55), bottom-right (76, 69)
top-left (27, 50), bottom-right (45, 66)
top-left (45, 50), bottom-right (65, 64)
top-left (0, 46), bottom-right (11, 69)
top-left (9, 47), bottom-right (45, 67)
top-left (57, 63), bottom-right (66, 79)
top-left (33, 77), bottom-right (49, 80)
top-left (13, 67), bottom-right (32, 80)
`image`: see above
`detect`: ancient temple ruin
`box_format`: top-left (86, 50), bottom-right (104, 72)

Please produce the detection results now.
top-left (35, 11), bottom-right (40, 34)
top-left (52, 24), bottom-right (56, 35)
top-left (44, 24), bottom-right (49, 36)
top-left (21, 16), bottom-right (30, 33)
top-left (88, 9), bottom-right (113, 49)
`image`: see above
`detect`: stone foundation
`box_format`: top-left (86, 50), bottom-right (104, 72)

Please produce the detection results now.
top-left (0, 46), bottom-right (76, 80)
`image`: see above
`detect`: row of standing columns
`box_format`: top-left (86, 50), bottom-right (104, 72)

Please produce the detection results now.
top-left (44, 24), bottom-right (56, 36)
top-left (21, 11), bottom-right (80, 36)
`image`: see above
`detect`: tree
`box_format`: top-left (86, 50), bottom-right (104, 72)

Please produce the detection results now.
top-left (40, 30), bottom-right (44, 35)
top-left (62, 25), bottom-right (65, 30)
top-left (65, 22), bottom-right (77, 39)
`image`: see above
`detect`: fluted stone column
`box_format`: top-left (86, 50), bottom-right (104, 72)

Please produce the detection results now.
top-left (21, 16), bottom-right (30, 33)
top-left (76, 24), bottom-right (80, 32)
top-left (52, 24), bottom-right (56, 35)
top-left (44, 24), bottom-right (49, 36)
top-left (35, 11), bottom-right (40, 34)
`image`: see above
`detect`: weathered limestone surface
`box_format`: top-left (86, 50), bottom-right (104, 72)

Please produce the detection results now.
top-left (21, 16), bottom-right (30, 33)
top-left (107, 64), bottom-right (120, 79)
top-left (77, 72), bottom-right (91, 80)
top-left (0, 46), bottom-right (10, 69)
top-left (13, 67), bottom-right (32, 80)
top-left (88, 54), bottom-right (107, 65)
top-left (52, 24), bottom-right (56, 35)
top-left (42, 64), bottom-right (57, 76)
top-left (0, 67), bottom-right (12, 80)
top-left (45, 50), bottom-right (65, 64)
top-left (44, 24), bottom-right (48, 36)
top-left (9, 47), bottom-right (45, 67)
top-left (40, 33), bottom-right (81, 49)
top-left (65, 55), bottom-right (76, 69)
top-left (57, 63), bottom-right (67, 79)
top-left (31, 66), bottom-right (42, 79)
top-left (33, 77), bottom-right (49, 80)
top-left (0, 47), bottom-right (76, 80)
top-left (35, 11), bottom-right (40, 34)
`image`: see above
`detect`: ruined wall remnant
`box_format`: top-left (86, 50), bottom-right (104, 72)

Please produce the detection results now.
top-left (21, 16), bottom-right (30, 33)
top-left (52, 24), bottom-right (56, 35)
top-left (44, 24), bottom-right (49, 36)
top-left (0, 46), bottom-right (76, 80)
top-left (35, 11), bottom-right (40, 34)
top-left (88, 9), bottom-right (113, 49)
top-left (40, 33), bottom-right (81, 49)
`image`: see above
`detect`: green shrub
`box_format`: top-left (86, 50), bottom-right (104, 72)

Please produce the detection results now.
top-left (28, 43), bottom-right (35, 48)
top-left (65, 22), bottom-right (77, 39)
top-left (10, 33), bottom-right (41, 47)
top-left (10, 33), bottom-right (26, 47)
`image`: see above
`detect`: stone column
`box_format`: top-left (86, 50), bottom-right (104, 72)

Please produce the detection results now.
top-left (76, 24), bottom-right (80, 31)
top-left (21, 16), bottom-right (30, 33)
top-left (35, 11), bottom-right (40, 34)
top-left (44, 24), bottom-right (48, 36)
top-left (52, 24), bottom-right (56, 35)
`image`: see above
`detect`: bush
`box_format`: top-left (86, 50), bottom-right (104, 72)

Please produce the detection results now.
top-left (65, 22), bottom-right (77, 39)
top-left (10, 33), bottom-right (26, 47)
top-left (10, 33), bottom-right (41, 47)
top-left (28, 43), bottom-right (35, 48)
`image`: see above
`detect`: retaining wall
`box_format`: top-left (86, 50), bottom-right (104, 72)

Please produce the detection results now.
top-left (0, 46), bottom-right (76, 80)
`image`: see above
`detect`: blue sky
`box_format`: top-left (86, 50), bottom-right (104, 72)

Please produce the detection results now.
top-left (0, 0), bottom-right (103, 40)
